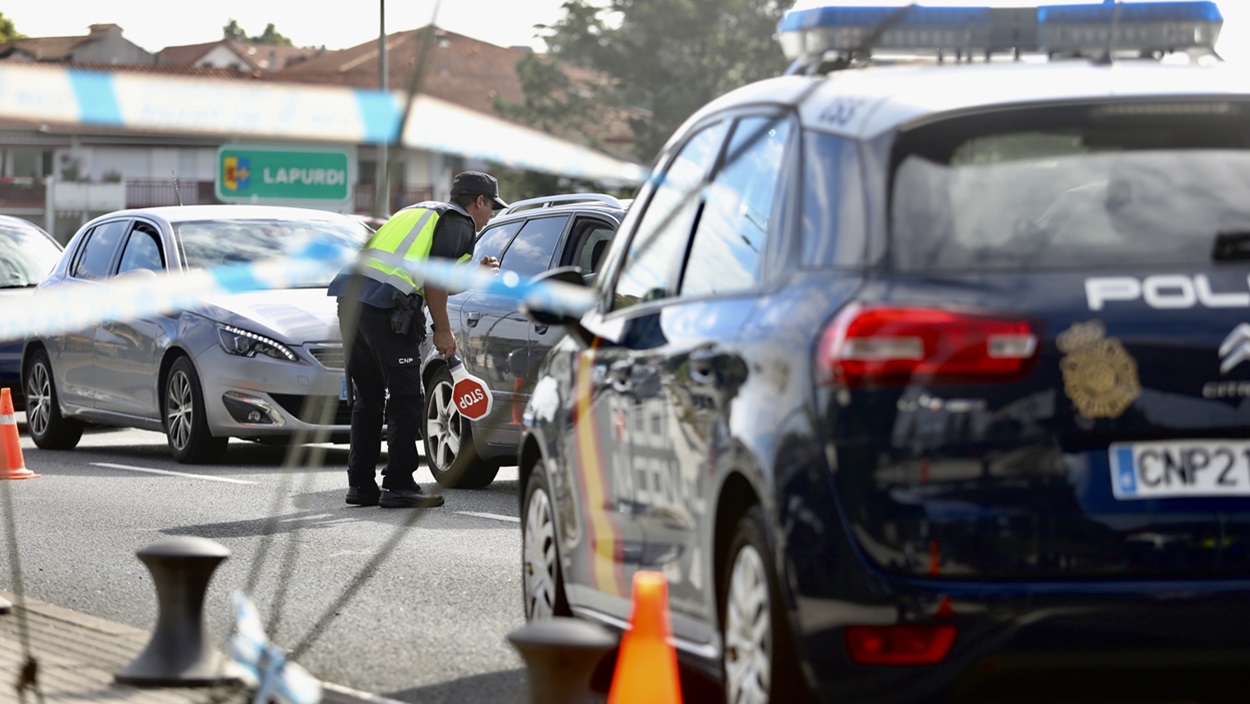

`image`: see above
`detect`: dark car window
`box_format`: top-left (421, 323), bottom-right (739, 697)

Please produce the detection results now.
top-left (71, 220), bottom-right (128, 280)
top-left (499, 215), bottom-right (569, 279)
top-left (0, 221), bottom-right (61, 287)
top-left (117, 222), bottom-right (165, 274)
top-left (889, 101), bottom-right (1250, 271)
top-left (681, 115), bottom-right (791, 298)
top-left (565, 217), bottom-right (616, 274)
top-left (612, 121), bottom-right (729, 311)
top-left (473, 219), bottom-right (524, 263)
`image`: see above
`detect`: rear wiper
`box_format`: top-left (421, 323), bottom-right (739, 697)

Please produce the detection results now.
top-left (1213, 231), bottom-right (1250, 261)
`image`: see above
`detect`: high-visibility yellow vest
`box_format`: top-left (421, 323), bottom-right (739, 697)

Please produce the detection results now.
top-left (356, 203), bottom-right (471, 297)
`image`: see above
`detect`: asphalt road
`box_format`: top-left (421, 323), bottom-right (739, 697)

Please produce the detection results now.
top-left (1, 416), bottom-right (536, 704)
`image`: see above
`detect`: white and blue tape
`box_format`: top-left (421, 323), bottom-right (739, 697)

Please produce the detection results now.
top-left (0, 63), bottom-right (647, 185)
top-left (0, 235), bottom-right (597, 344)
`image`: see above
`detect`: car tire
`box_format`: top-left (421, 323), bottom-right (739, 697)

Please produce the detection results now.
top-left (164, 356), bottom-right (228, 464)
top-left (22, 349), bottom-right (83, 450)
top-left (423, 365), bottom-right (501, 489)
top-left (522, 463), bottom-right (571, 620)
top-left (720, 506), bottom-right (811, 704)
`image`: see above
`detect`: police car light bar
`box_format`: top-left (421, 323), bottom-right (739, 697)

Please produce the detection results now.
top-left (778, 1), bottom-right (1223, 72)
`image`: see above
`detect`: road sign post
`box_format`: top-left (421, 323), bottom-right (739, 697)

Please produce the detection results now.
top-left (215, 145), bottom-right (355, 208)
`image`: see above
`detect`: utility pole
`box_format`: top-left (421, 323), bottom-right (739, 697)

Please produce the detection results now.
top-left (373, 0), bottom-right (389, 217)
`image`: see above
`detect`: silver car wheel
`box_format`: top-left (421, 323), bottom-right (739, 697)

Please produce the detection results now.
top-left (425, 378), bottom-right (462, 471)
top-left (165, 368), bottom-right (194, 452)
top-left (725, 544), bottom-right (771, 704)
top-left (523, 484), bottom-right (558, 620)
top-left (25, 360), bottom-right (52, 438)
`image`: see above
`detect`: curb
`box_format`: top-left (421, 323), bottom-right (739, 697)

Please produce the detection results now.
top-left (0, 590), bottom-right (406, 704)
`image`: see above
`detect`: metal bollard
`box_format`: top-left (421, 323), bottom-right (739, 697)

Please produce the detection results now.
top-left (115, 536), bottom-right (237, 687)
top-left (507, 617), bottom-right (617, 704)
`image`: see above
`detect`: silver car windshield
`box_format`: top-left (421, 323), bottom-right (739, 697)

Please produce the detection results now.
top-left (175, 218), bottom-right (369, 285)
top-left (0, 223), bottom-right (61, 288)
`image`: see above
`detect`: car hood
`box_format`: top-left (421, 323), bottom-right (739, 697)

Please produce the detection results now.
top-left (198, 288), bottom-right (340, 344)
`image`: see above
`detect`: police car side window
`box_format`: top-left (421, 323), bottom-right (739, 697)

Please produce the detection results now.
top-left (499, 215), bottom-right (569, 279)
top-left (802, 131), bottom-right (866, 268)
top-left (681, 115), bottom-right (792, 297)
top-left (117, 222), bottom-right (165, 274)
top-left (612, 121), bottom-right (729, 311)
top-left (473, 220), bottom-right (524, 263)
top-left (71, 220), bottom-right (128, 280)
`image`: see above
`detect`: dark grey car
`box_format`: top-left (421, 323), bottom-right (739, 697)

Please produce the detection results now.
top-left (419, 194), bottom-right (627, 489)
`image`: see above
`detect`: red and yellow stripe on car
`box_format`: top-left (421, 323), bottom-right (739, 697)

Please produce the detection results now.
top-left (572, 345), bottom-right (625, 597)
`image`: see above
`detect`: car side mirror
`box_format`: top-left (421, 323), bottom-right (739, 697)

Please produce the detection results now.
top-left (521, 266), bottom-right (597, 348)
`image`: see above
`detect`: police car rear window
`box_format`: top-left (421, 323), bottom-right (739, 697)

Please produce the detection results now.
top-left (888, 100), bottom-right (1250, 272)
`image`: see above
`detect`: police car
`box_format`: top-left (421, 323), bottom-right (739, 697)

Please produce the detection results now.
top-left (518, 1), bottom-right (1250, 702)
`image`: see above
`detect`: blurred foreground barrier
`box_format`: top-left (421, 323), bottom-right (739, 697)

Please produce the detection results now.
top-left (508, 617), bottom-right (616, 704)
top-left (0, 388), bottom-right (38, 480)
top-left (115, 536), bottom-right (237, 686)
top-left (0, 237), bottom-right (596, 345)
top-left (609, 571), bottom-right (683, 704)
top-left (0, 63), bottom-right (647, 185)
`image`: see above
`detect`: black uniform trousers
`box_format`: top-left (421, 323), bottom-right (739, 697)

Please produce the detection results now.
top-left (337, 299), bottom-right (425, 492)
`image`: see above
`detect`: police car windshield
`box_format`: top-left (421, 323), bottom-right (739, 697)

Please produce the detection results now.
top-left (175, 218), bottom-right (371, 286)
top-left (885, 101), bottom-right (1250, 272)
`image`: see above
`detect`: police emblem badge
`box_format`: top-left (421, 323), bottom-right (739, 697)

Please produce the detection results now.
top-left (1058, 320), bottom-right (1141, 419)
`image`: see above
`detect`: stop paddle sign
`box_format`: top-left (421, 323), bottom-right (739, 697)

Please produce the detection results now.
top-left (449, 356), bottom-right (493, 420)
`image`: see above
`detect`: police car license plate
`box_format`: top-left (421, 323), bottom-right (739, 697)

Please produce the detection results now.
top-left (1110, 441), bottom-right (1250, 499)
top-left (340, 377), bottom-right (348, 401)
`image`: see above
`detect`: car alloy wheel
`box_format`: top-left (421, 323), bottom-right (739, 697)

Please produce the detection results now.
top-left (22, 349), bottom-right (83, 450)
top-left (423, 365), bottom-right (501, 489)
top-left (163, 356), bottom-right (227, 464)
top-left (725, 541), bottom-right (772, 704)
top-left (522, 465), bottom-right (569, 620)
top-left (425, 372), bottom-right (463, 474)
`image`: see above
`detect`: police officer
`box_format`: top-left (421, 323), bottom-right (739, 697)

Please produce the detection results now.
top-left (329, 171), bottom-right (506, 508)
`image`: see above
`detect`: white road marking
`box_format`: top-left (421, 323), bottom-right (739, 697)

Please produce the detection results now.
top-left (90, 462), bottom-right (256, 485)
top-left (455, 511), bottom-right (520, 524)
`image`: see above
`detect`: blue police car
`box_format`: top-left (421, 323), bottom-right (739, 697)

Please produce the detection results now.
top-left (519, 1), bottom-right (1250, 702)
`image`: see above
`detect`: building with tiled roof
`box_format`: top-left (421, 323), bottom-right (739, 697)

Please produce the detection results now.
top-left (0, 24), bottom-right (156, 65)
top-left (276, 26), bottom-right (637, 160)
top-left (158, 39), bottom-right (324, 73)
top-left (0, 23), bottom-right (643, 240)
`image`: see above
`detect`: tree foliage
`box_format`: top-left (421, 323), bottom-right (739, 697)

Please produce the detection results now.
top-left (222, 19), bottom-right (294, 46)
top-left (527, 0), bottom-right (789, 162)
top-left (0, 12), bottom-right (25, 43)
top-left (493, 52), bottom-right (599, 146)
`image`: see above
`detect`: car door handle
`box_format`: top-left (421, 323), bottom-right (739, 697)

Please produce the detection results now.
top-left (689, 348), bottom-right (718, 384)
top-left (609, 360), bottom-right (632, 390)
top-left (466, 312), bottom-right (482, 327)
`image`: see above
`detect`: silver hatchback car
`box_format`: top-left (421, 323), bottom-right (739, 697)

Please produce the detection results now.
top-left (22, 204), bottom-right (371, 463)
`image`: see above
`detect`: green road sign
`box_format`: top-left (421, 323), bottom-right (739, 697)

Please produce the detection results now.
top-left (215, 145), bottom-right (354, 205)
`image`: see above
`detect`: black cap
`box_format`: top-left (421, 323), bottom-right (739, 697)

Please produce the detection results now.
top-left (451, 171), bottom-right (508, 211)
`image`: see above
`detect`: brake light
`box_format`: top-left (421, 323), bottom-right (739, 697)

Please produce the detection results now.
top-left (817, 304), bottom-right (1038, 387)
top-left (845, 624), bottom-right (958, 666)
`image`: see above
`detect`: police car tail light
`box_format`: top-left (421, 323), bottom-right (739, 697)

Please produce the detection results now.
top-left (845, 624), bottom-right (958, 666)
top-left (778, 1), bottom-right (1222, 73)
top-left (818, 305), bottom-right (1038, 387)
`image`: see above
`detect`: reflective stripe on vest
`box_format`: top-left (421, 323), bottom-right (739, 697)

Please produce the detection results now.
top-left (356, 206), bottom-right (469, 296)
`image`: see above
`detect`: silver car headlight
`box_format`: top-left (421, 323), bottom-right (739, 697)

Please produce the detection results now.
top-left (216, 324), bottom-right (298, 362)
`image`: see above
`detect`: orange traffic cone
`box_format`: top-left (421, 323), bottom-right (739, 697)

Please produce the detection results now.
top-left (1, 388), bottom-right (38, 480)
top-left (608, 570), bottom-right (683, 704)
